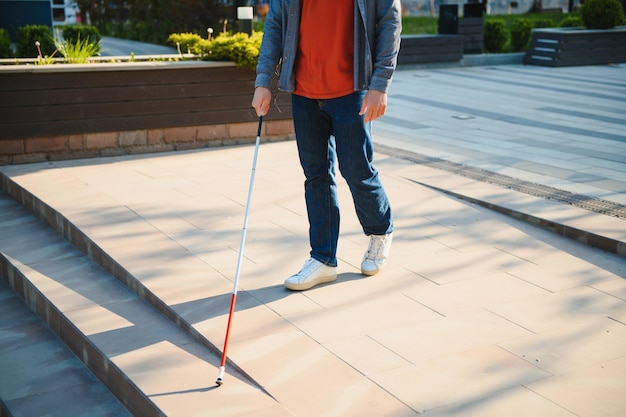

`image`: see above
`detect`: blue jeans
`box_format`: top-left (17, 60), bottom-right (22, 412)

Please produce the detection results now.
top-left (292, 92), bottom-right (393, 267)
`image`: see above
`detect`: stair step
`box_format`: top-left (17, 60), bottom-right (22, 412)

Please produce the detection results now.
top-left (0, 279), bottom-right (133, 417)
top-left (0, 192), bottom-right (286, 417)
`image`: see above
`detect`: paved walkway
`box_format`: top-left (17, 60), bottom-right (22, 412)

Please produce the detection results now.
top-left (1, 63), bottom-right (626, 416)
top-left (100, 36), bottom-right (177, 57)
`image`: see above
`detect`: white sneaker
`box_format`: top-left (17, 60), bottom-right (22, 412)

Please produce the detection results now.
top-left (361, 233), bottom-right (393, 276)
top-left (284, 258), bottom-right (337, 291)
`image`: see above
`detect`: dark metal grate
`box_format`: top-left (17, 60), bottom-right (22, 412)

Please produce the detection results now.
top-left (378, 144), bottom-right (626, 220)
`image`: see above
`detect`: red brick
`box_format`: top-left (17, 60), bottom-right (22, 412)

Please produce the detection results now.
top-left (85, 132), bottom-right (117, 149)
top-left (266, 119), bottom-right (295, 137)
top-left (196, 124), bottom-right (228, 141)
top-left (69, 134), bottom-right (85, 150)
top-left (119, 130), bottom-right (147, 147)
top-left (163, 127), bottom-right (196, 143)
top-left (25, 136), bottom-right (66, 153)
top-left (0, 140), bottom-right (25, 155)
top-left (147, 129), bottom-right (165, 145)
top-left (228, 122), bottom-right (258, 139)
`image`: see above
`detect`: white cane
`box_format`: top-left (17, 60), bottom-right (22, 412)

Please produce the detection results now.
top-left (216, 115), bottom-right (263, 386)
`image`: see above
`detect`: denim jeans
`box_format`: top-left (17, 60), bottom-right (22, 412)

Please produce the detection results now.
top-left (292, 91), bottom-right (393, 267)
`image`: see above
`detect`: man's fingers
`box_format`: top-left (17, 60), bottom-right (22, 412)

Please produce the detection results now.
top-left (251, 87), bottom-right (272, 117)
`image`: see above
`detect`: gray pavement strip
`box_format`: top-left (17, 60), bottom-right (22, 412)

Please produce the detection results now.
top-left (430, 69), bottom-right (626, 103)
top-left (490, 66), bottom-right (626, 89)
top-left (537, 106), bottom-right (626, 125)
top-left (377, 143), bottom-right (626, 220)
top-left (393, 94), bottom-right (626, 144)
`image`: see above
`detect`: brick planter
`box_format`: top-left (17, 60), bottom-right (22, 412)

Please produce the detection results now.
top-left (0, 60), bottom-right (293, 165)
top-left (524, 26), bottom-right (626, 67)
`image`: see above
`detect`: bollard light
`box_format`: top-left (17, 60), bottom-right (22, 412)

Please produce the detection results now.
top-left (237, 6), bottom-right (253, 36)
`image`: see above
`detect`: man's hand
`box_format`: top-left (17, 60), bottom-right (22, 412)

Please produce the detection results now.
top-left (252, 87), bottom-right (272, 117)
top-left (359, 90), bottom-right (388, 123)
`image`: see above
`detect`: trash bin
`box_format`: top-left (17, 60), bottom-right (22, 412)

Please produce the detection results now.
top-left (438, 5), bottom-right (459, 35)
top-left (464, 3), bottom-right (485, 17)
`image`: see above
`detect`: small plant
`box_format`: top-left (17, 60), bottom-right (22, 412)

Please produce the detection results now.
top-left (35, 41), bottom-right (56, 65)
top-left (16, 25), bottom-right (55, 57)
top-left (511, 18), bottom-right (532, 51)
top-left (559, 15), bottom-right (584, 27)
top-left (483, 20), bottom-right (508, 53)
top-left (55, 35), bottom-right (101, 63)
top-left (0, 28), bottom-right (11, 58)
top-left (579, 0), bottom-right (626, 29)
top-left (62, 25), bottom-right (102, 55)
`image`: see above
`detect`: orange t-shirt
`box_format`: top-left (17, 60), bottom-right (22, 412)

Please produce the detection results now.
top-left (293, 0), bottom-right (355, 99)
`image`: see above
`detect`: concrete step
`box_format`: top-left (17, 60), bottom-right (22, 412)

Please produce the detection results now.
top-left (0, 279), bottom-right (132, 417)
top-left (0, 191), bottom-right (289, 417)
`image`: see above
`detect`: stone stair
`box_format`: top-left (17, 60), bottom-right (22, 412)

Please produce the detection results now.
top-left (0, 180), bottom-right (290, 416)
top-left (0, 279), bottom-right (132, 417)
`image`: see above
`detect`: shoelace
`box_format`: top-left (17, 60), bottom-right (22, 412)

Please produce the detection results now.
top-left (364, 236), bottom-right (385, 260)
top-left (298, 258), bottom-right (319, 276)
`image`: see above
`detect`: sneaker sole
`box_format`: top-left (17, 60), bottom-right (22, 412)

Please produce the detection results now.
top-left (284, 274), bottom-right (337, 291)
top-left (361, 262), bottom-right (387, 276)
top-left (360, 268), bottom-right (379, 276)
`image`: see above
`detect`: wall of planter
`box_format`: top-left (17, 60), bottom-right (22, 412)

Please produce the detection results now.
top-left (0, 60), bottom-right (293, 164)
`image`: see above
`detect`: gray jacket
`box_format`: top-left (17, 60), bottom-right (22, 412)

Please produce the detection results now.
top-left (254, 0), bottom-right (402, 94)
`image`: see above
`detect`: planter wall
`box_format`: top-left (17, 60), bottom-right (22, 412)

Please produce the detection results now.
top-left (524, 27), bottom-right (626, 66)
top-left (397, 34), bottom-right (464, 65)
top-left (0, 61), bottom-right (293, 164)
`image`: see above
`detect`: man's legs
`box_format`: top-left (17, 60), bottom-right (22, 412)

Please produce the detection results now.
top-left (285, 92), bottom-right (393, 290)
top-left (291, 94), bottom-right (340, 267)
top-left (327, 92), bottom-right (394, 276)
top-left (283, 94), bottom-right (339, 291)
top-left (327, 91), bottom-right (393, 237)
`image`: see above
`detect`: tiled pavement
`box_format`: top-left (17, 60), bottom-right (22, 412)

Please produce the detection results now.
top-left (1, 63), bottom-right (625, 416)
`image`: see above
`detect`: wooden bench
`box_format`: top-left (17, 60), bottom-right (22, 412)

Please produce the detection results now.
top-left (397, 34), bottom-right (464, 65)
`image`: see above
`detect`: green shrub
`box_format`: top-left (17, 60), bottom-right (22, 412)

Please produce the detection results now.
top-left (170, 31), bottom-right (262, 69)
top-left (62, 25), bottom-right (101, 43)
top-left (16, 25), bottom-right (56, 57)
top-left (533, 18), bottom-right (555, 28)
top-left (0, 28), bottom-right (11, 58)
top-left (483, 20), bottom-right (508, 53)
top-left (559, 15), bottom-right (584, 27)
top-left (511, 18), bottom-right (532, 52)
top-left (167, 33), bottom-right (204, 54)
top-left (580, 0), bottom-right (626, 29)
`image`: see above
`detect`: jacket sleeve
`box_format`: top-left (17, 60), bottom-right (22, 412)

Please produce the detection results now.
top-left (369, 0), bottom-right (402, 92)
top-left (255, 0), bottom-right (284, 89)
